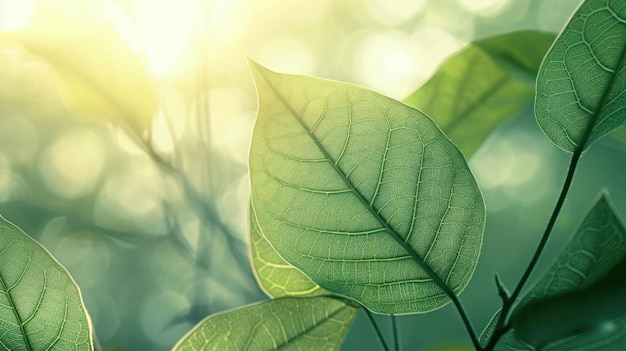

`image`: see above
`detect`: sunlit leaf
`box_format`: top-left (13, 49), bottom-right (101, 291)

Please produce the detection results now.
top-left (404, 30), bottom-right (555, 157)
top-left (482, 192), bottom-right (626, 350)
top-left (0, 7), bottom-right (156, 133)
top-left (249, 204), bottom-right (327, 298)
top-left (248, 61), bottom-right (485, 314)
top-left (535, 0), bottom-right (626, 152)
top-left (172, 296), bottom-right (358, 351)
top-left (0, 215), bottom-right (94, 350)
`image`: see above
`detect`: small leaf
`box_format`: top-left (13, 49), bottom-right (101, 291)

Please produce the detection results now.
top-left (0, 7), bottom-right (156, 133)
top-left (172, 296), bottom-right (358, 351)
top-left (483, 192), bottom-right (626, 350)
top-left (248, 61), bottom-right (485, 314)
top-left (513, 254), bottom-right (626, 349)
top-left (0, 216), bottom-right (94, 350)
top-left (536, 0), bottom-right (626, 152)
top-left (249, 204), bottom-right (327, 298)
top-left (404, 31), bottom-right (555, 157)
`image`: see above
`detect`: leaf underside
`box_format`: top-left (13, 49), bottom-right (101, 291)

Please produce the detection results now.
top-left (535, 0), bottom-right (626, 152)
top-left (249, 205), bottom-right (327, 298)
top-left (248, 61), bottom-right (485, 314)
top-left (0, 216), bottom-right (93, 351)
top-left (172, 296), bottom-right (358, 351)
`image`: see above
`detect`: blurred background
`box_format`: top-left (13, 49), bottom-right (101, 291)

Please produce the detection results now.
top-left (0, 0), bottom-right (624, 350)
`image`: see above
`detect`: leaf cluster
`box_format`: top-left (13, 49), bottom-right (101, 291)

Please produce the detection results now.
top-left (2, 0), bottom-right (626, 350)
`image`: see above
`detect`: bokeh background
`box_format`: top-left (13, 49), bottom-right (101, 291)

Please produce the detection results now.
top-left (1, 0), bottom-right (625, 350)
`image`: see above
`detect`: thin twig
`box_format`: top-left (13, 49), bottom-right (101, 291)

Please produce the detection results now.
top-left (364, 309), bottom-right (390, 351)
top-left (391, 314), bottom-right (400, 351)
top-left (484, 144), bottom-right (582, 351)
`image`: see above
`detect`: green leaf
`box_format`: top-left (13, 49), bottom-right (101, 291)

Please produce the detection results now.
top-left (0, 216), bottom-right (94, 351)
top-left (0, 7), bottom-right (156, 133)
top-left (249, 204), bottom-right (327, 298)
top-left (248, 61), bottom-right (485, 314)
top-left (482, 192), bottom-right (626, 350)
top-left (172, 296), bottom-right (358, 351)
top-left (513, 255), bottom-right (626, 349)
top-left (404, 31), bottom-right (555, 157)
top-left (535, 0), bottom-right (626, 153)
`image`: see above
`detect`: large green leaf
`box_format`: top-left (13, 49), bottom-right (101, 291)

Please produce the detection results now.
top-left (172, 296), bottom-right (358, 351)
top-left (0, 216), bottom-right (94, 351)
top-left (0, 7), bottom-right (155, 133)
top-left (535, 0), bottom-right (626, 153)
top-left (248, 61), bottom-right (485, 314)
top-left (482, 192), bottom-right (626, 350)
top-left (404, 31), bottom-right (555, 157)
top-left (249, 205), bottom-right (326, 298)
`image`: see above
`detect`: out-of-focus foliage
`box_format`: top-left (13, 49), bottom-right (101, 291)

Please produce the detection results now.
top-left (404, 30), bottom-right (555, 157)
top-left (0, 6), bottom-right (156, 134)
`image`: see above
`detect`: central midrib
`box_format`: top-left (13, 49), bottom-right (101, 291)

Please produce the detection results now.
top-left (257, 72), bottom-right (453, 300)
top-left (0, 259), bottom-right (34, 351)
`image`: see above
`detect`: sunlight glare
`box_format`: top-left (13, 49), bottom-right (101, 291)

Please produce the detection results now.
top-left (206, 87), bottom-right (255, 164)
top-left (132, 0), bottom-right (199, 77)
top-left (0, 0), bottom-right (37, 31)
top-left (258, 35), bottom-right (315, 75)
top-left (365, 0), bottom-right (426, 26)
top-left (356, 28), bottom-right (463, 98)
top-left (205, 0), bottom-right (245, 50)
top-left (457, 0), bottom-right (511, 15)
top-left (356, 30), bottom-right (420, 98)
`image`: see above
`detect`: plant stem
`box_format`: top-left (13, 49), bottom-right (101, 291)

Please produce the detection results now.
top-left (484, 147), bottom-right (583, 351)
top-left (364, 309), bottom-right (390, 351)
top-left (391, 315), bottom-right (400, 351)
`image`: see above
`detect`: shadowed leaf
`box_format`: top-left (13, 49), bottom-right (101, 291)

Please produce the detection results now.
top-left (482, 192), bottom-right (626, 350)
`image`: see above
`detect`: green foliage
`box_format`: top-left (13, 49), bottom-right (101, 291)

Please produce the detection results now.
top-left (172, 296), bottom-right (358, 351)
top-left (4, 0), bottom-right (626, 350)
top-left (404, 30), bottom-right (555, 157)
top-left (0, 216), bottom-right (93, 351)
top-left (248, 59), bottom-right (485, 314)
top-left (535, 0), bottom-right (626, 153)
top-left (249, 204), bottom-right (327, 298)
top-left (483, 193), bottom-right (626, 350)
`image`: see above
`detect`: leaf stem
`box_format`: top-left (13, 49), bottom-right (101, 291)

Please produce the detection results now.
top-left (391, 315), bottom-right (400, 351)
top-left (256, 68), bottom-right (483, 350)
top-left (364, 309), bottom-right (390, 351)
top-left (484, 147), bottom-right (583, 351)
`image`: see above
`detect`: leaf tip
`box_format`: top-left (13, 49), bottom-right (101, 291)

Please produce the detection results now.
top-left (247, 58), bottom-right (274, 82)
